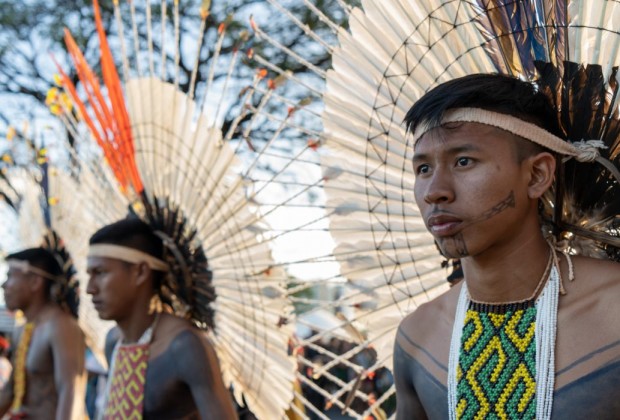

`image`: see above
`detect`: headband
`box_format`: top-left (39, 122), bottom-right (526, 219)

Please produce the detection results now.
top-left (411, 107), bottom-right (606, 162)
top-left (7, 260), bottom-right (63, 282)
top-left (87, 244), bottom-right (169, 272)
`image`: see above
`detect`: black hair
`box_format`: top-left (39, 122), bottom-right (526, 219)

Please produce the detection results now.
top-left (405, 73), bottom-right (561, 133)
top-left (404, 73), bottom-right (563, 160)
top-left (7, 248), bottom-right (63, 282)
top-left (92, 215), bottom-right (216, 330)
top-left (6, 247), bottom-right (79, 317)
top-left (89, 216), bottom-right (164, 260)
top-left (89, 216), bottom-right (166, 294)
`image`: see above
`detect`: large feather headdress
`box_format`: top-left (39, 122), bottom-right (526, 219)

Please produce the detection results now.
top-left (0, 134), bottom-right (122, 367)
top-left (0, 147), bottom-right (92, 325)
top-left (244, 0), bottom-right (620, 417)
top-left (48, 0), bottom-right (297, 418)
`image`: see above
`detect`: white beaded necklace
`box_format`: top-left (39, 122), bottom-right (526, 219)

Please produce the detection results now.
top-left (447, 265), bottom-right (560, 420)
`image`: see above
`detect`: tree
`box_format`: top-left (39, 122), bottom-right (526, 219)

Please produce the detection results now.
top-left (0, 0), bottom-right (356, 144)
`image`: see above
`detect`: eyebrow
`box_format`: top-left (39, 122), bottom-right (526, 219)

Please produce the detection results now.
top-left (86, 265), bottom-right (102, 273)
top-left (412, 143), bottom-right (483, 163)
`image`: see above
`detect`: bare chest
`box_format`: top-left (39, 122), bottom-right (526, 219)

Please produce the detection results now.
top-left (141, 352), bottom-right (199, 419)
top-left (26, 330), bottom-right (54, 376)
top-left (403, 298), bottom-right (620, 418)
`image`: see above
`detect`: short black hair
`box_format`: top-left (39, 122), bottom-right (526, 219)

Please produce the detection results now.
top-left (7, 248), bottom-right (63, 307)
top-left (404, 73), bottom-right (563, 160)
top-left (89, 216), bottom-right (164, 260)
top-left (7, 247), bottom-right (63, 279)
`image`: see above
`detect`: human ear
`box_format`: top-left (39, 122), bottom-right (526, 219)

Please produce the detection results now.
top-left (134, 262), bottom-right (153, 287)
top-left (526, 152), bottom-right (556, 199)
top-left (29, 275), bottom-right (46, 293)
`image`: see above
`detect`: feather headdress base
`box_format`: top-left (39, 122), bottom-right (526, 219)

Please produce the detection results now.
top-left (412, 107), bottom-right (611, 164)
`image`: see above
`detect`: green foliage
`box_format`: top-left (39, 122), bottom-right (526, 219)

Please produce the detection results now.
top-left (0, 1), bottom-right (356, 127)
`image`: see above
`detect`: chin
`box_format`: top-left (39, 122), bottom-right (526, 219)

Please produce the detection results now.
top-left (3, 299), bottom-right (16, 312)
top-left (437, 237), bottom-right (470, 259)
top-left (99, 313), bottom-right (115, 321)
top-left (93, 308), bottom-right (112, 320)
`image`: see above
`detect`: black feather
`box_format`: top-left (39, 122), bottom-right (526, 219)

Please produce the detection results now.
top-left (536, 61), bottom-right (620, 260)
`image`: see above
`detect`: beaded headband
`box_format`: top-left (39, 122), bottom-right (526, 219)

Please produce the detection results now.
top-left (7, 259), bottom-right (63, 282)
top-left (411, 107), bottom-right (606, 162)
top-left (87, 244), bottom-right (169, 272)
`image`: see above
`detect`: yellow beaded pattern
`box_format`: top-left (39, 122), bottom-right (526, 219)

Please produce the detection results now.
top-left (456, 306), bottom-right (536, 419)
top-left (11, 322), bottom-right (35, 414)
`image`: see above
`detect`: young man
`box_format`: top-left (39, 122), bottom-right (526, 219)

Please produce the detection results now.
top-left (86, 217), bottom-right (237, 419)
top-left (394, 73), bottom-right (620, 418)
top-left (0, 247), bottom-right (86, 419)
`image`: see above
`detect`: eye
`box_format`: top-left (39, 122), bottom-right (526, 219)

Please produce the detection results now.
top-left (455, 157), bottom-right (472, 167)
top-left (415, 164), bottom-right (430, 175)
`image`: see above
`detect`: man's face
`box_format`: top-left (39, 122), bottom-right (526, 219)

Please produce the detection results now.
top-left (412, 122), bottom-right (533, 259)
top-left (2, 267), bottom-right (33, 311)
top-left (86, 256), bottom-right (138, 321)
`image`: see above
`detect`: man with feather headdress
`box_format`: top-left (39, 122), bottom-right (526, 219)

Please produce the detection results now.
top-left (394, 72), bottom-right (620, 419)
top-left (86, 217), bottom-right (237, 419)
top-left (0, 244), bottom-right (86, 420)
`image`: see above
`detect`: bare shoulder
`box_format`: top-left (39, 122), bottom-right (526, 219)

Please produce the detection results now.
top-left (557, 255), bottom-right (620, 332)
top-left (555, 255), bottom-right (620, 389)
top-left (45, 307), bottom-right (83, 338)
top-left (395, 282), bottom-right (460, 384)
top-left (151, 313), bottom-right (211, 359)
top-left (156, 313), bottom-right (199, 341)
top-left (561, 255), bottom-right (620, 299)
top-left (157, 312), bottom-right (196, 332)
top-left (573, 254), bottom-right (620, 280)
top-left (397, 282), bottom-right (461, 345)
top-left (153, 315), bottom-right (221, 383)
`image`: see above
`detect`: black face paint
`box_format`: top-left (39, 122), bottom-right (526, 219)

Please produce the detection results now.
top-left (470, 191), bottom-right (516, 224)
top-left (436, 191), bottom-right (515, 258)
top-left (438, 232), bottom-right (469, 259)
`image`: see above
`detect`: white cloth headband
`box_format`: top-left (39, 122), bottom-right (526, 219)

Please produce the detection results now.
top-left (411, 107), bottom-right (606, 162)
top-left (7, 259), bottom-right (63, 282)
top-left (87, 244), bottom-right (169, 272)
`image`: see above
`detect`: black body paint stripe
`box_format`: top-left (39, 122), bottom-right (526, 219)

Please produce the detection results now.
top-left (398, 330), bottom-right (449, 373)
top-left (556, 339), bottom-right (620, 376)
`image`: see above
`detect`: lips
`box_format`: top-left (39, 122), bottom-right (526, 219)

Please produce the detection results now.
top-left (427, 213), bottom-right (463, 237)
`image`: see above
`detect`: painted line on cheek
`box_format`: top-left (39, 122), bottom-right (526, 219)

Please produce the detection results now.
top-left (435, 191), bottom-right (514, 259)
top-left (460, 190), bottom-right (516, 229)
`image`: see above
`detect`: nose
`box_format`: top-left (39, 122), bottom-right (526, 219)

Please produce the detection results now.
top-left (422, 168), bottom-right (455, 204)
top-left (86, 275), bottom-right (97, 295)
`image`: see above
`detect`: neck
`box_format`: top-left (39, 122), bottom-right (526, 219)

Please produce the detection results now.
top-left (116, 299), bottom-right (156, 343)
top-left (461, 232), bottom-right (551, 304)
top-left (23, 299), bottom-right (51, 324)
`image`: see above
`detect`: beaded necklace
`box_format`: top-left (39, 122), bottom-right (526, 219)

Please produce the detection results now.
top-left (448, 254), bottom-right (560, 420)
top-left (98, 314), bottom-right (159, 420)
top-left (10, 322), bottom-right (35, 418)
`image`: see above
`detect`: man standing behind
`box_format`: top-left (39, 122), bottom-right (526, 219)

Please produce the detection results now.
top-left (86, 217), bottom-right (237, 419)
top-left (0, 247), bottom-right (86, 419)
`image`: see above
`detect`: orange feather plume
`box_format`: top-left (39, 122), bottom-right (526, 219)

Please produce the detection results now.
top-left (55, 0), bottom-right (143, 194)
